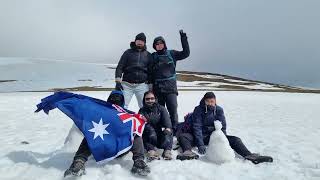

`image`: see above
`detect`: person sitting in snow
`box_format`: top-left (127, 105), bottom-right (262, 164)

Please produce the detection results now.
top-left (139, 91), bottom-right (173, 161)
top-left (64, 90), bottom-right (150, 177)
top-left (176, 92), bottom-right (273, 164)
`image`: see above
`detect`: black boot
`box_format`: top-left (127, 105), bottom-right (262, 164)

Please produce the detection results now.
top-left (131, 159), bottom-right (150, 176)
top-left (245, 153), bottom-right (273, 164)
top-left (64, 158), bottom-right (86, 177)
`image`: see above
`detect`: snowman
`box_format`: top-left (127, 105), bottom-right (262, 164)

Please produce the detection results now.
top-left (206, 120), bottom-right (235, 164)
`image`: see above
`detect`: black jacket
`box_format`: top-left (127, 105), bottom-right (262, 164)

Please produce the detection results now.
top-left (115, 42), bottom-right (153, 83)
top-left (151, 35), bottom-right (190, 94)
top-left (139, 103), bottom-right (172, 133)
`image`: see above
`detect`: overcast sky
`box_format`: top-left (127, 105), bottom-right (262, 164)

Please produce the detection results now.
top-left (0, 0), bottom-right (319, 88)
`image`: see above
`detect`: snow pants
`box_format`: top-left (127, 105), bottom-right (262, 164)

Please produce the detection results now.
top-left (122, 82), bottom-right (149, 109)
top-left (178, 133), bottom-right (252, 157)
top-left (143, 125), bottom-right (173, 151)
top-left (156, 92), bottom-right (178, 132)
top-left (74, 136), bottom-right (145, 161)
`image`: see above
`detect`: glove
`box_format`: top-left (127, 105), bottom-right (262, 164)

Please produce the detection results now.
top-left (198, 146), bottom-right (206, 155)
top-left (115, 82), bottom-right (123, 91)
top-left (179, 30), bottom-right (187, 38)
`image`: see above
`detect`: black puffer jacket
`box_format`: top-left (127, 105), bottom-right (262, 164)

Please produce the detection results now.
top-left (115, 42), bottom-right (153, 83)
top-left (138, 97), bottom-right (172, 133)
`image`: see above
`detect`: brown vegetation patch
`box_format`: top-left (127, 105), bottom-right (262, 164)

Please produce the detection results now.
top-left (78, 79), bottom-right (93, 82)
top-left (0, 80), bottom-right (17, 83)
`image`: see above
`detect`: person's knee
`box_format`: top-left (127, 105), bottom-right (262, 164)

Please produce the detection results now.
top-left (149, 132), bottom-right (158, 145)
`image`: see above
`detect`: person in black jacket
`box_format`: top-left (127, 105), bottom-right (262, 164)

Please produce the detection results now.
top-left (64, 91), bottom-right (150, 177)
top-left (139, 91), bottom-right (173, 161)
top-left (115, 33), bottom-right (153, 109)
top-left (151, 30), bottom-right (190, 133)
top-left (176, 92), bottom-right (273, 164)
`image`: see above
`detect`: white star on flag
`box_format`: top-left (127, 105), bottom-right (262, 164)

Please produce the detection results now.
top-left (88, 118), bottom-right (110, 140)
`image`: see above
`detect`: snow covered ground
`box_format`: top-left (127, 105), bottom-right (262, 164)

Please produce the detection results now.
top-left (0, 91), bottom-right (319, 180)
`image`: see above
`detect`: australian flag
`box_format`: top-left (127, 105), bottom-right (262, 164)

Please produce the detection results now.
top-left (35, 91), bottom-right (146, 163)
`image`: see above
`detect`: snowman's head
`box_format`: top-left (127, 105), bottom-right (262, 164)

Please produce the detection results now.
top-left (214, 121), bottom-right (223, 131)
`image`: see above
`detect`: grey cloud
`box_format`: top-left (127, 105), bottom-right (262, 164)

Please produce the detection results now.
top-left (0, 0), bottom-right (319, 88)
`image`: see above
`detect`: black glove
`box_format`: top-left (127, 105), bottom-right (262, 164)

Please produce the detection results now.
top-left (179, 30), bottom-right (187, 38)
top-left (115, 82), bottom-right (123, 91)
top-left (198, 146), bottom-right (206, 155)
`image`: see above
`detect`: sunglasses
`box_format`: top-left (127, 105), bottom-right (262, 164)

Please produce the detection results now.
top-left (145, 97), bottom-right (155, 101)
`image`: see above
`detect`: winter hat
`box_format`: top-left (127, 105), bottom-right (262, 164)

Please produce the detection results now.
top-left (204, 92), bottom-right (216, 99)
top-left (153, 36), bottom-right (167, 50)
top-left (135, 33), bottom-right (146, 43)
top-left (107, 90), bottom-right (125, 107)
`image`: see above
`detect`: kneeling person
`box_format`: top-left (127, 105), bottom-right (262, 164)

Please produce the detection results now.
top-left (139, 91), bottom-right (173, 161)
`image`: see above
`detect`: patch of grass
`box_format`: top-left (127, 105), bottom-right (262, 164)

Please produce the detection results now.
top-left (78, 79), bottom-right (93, 82)
top-left (0, 80), bottom-right (17, 83)
top-left (177, 71), bottom-right (316, 92)
top-left (197, 82), bottom-right (211, 86)
top-left (216, 85), bottom-right (250, 90)
top-left (177, 73), bottom-right (258, 86)
top-left (106, 66), bottom-right (116, 69)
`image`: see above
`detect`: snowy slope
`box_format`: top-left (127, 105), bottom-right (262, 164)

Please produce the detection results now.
top-left (1, 58), bottom-right (316, 93)
top-left (0, 91), bottom-right (319, 180)
top-left (0, 58), bottom-right (116, 92)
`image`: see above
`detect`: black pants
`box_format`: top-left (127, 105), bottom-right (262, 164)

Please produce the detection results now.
top-left (178, 133), bottom-right (252, 157)
top-left (143, 125), bottom-right (173, 151)
top-left (74, 136), bottom-right (145, 162)
top-left (156, 93), bottom-right (178, 131)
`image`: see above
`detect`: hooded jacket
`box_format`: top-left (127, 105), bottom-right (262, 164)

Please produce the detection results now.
top-left (188, 96), bottom-right (227, 147)
top-left (107, 90), bottom-right (125, 107)
top-left (151, 35), bottom-right (190, 94)
top-left (115, 42), bottom-right (153, 84)
top-left (138, 94), bottom-right (172, 133)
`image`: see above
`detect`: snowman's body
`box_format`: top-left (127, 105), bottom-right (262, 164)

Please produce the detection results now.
top-left (207, 121), bottom-right (235, 164)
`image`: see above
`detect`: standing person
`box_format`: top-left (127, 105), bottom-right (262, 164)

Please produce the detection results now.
top-left (139, 91), bottom-right (173, 161)
top-left (151, 30), bottom-right (190, 133)
top-left (64, 91), bottom-right (150, 177)
top-left (176, 92), bottom-right (273, 164)
top-left (115, 33), bottom-right (153, 109)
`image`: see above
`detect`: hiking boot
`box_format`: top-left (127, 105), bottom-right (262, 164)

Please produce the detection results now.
top-left (245, 153), bottom-right (273, 164)
top-left (176, 150), bottom-right (199, 161)
top-left (147, 150), bottom-right (160, 162)
top-left (131, 159), bottom-right (151, 176)
top-left (162, 150), bottom-right (172, 160)
top-left (64, 158), bottom-right (86, 177)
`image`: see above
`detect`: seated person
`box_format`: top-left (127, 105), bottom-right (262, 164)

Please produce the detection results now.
top-left (139, 91), bottom-right (173, 160)
top-left (176, 92), bottom-right (273, 164)
top-left (64, 90), bottom-right (150, 177)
